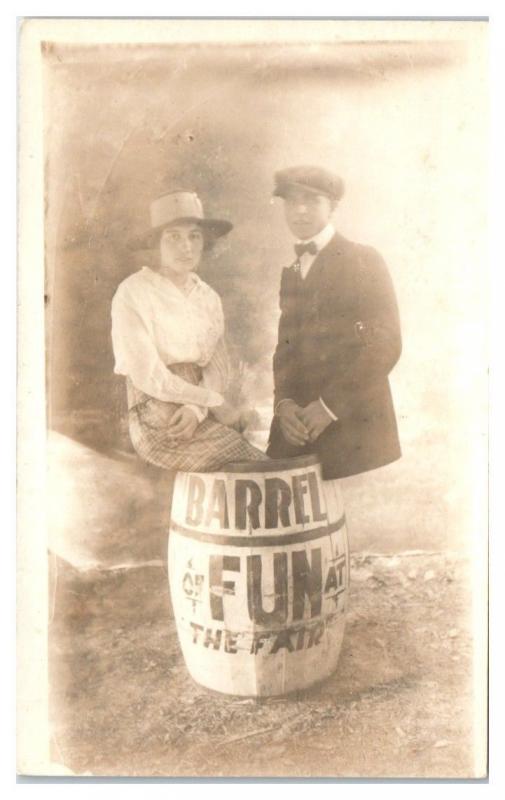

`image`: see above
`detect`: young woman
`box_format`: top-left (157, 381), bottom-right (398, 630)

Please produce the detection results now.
top-left (111, 190), bottom-right (267, 472)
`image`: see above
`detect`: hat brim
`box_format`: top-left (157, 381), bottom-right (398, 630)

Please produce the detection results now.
top-left (130, 216), bottom-right (233, 251)
top-left (273, 180), bottom-right (336, 200)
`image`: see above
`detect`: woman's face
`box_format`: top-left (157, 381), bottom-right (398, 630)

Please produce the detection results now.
top-left (159, 223), bottom-right (205, 277)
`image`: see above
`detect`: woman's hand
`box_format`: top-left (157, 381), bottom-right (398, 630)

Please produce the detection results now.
top-left (166, 406), bottom-right (199, 441)
top-left (211, 403), bottom-right (261, 433)
top-left (235, 407), bottom-right (260, 434)
top-left (211, 401), bottom-right (240, 428)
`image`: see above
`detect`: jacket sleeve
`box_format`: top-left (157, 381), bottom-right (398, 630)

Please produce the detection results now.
top-left (272, 268), bottom-right (298, 408)
top-left (111, 287), bottom-right (224, 408)
top-left (320, 247), bottom-right (402, 419)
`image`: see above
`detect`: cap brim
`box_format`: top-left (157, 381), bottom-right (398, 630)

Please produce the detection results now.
top-left (129, 216), bottom-right (233, 251)
top-left (273, 180), bottom-right (334, 199)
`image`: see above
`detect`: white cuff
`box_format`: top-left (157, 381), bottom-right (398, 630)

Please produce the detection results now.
top-left (203, 390), bottom-right (224, 408)
top-left (184, 404), bottom-right (207, 424)
top-left (319, 397), bottom-right (338, 421)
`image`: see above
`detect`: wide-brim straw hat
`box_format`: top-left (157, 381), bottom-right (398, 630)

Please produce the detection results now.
top-left (132, 190), bottom-right (233, 249)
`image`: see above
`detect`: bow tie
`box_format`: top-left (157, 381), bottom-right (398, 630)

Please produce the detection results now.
top-left (294, 241), bottom-right (318, 258)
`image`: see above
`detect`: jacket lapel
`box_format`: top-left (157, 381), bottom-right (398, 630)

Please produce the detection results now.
top-left (302, 231), bottom-right (347, 295)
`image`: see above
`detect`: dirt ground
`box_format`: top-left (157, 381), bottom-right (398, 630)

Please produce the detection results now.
top-left (49, 549), bottom-right (477, 778)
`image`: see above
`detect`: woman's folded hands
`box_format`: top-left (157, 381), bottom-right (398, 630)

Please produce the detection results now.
top-left (166, 406), bottom-right (200, 441)
top-left (165, 401), bottom-right (260, 442)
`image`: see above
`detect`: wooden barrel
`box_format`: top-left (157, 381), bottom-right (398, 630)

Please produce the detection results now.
top-left (168, 454), bottom-right (349, 696)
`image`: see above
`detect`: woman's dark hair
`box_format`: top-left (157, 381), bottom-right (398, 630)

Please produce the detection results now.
top-left (152, 222), bottom-right (215, 252)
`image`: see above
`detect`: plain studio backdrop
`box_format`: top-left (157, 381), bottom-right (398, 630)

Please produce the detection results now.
top-left (43, 34), bottom-right (487, 556)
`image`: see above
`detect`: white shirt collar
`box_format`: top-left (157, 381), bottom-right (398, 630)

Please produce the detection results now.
top-left (297, 221), bottom-right (335, 252)
top-left (142, 266), bottom-right (201, 296)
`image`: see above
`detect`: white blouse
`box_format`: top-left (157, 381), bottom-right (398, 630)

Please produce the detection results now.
top-left (111, 267), bottom-right (229, 418)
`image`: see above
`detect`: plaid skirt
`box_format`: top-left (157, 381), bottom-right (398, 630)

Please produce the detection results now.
top-left (126, 364), bottom-right (268, 473)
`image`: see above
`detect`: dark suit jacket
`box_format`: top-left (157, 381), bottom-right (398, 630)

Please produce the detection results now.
top-left (267, 231), bottom-right (402, 479)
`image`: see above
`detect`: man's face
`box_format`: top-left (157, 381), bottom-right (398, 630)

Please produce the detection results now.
top-left (283, 187), bottom-right (334, 240)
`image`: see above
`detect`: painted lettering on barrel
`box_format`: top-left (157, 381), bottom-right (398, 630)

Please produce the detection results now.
top-left (188, 614), bottom-right (342, 656)
top-left (249, 615), bottom-right (337, 655)
top-left (235, 479), bottom-right (262, 530)
top-left (292, 474), bottom-right (310, 525)
top-left (209, 554), bottom-right (240, 621)
top-left (203, 628), bottom-right (222, 650)
top-left (208, 549), bottom-right (346, 624)
top-left (324, 555), bottom-right (347, 606)
top-left (247, 552), bottom-right (288, 625)
top-left (189, 622), bottom-right (239, 654)
top-left (264, 477), bottom-right (292, 528)
top-left (182, 570), bottom-right (204, 612)
top-left (204, 478), bottom-right (229, 528)
top-left (182, 468), bottom-right (327, 530)
top-left (292, 548), bottom-right (322, 620)
top-left (190, 621), bottom-right (204, 643)
top-left (185, 475), bottom-right (206, 526)
top-left (224, 630), bottom-right (238, 654)
top-left (270, 628), bottom-right (294, 654)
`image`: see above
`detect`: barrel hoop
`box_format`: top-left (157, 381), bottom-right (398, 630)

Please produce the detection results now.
top-left (169, 515), bottom-right (346, 547)
top-left (219, 454), bottom-right (320, 473)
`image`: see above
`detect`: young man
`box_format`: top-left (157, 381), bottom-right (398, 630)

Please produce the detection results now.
top-left (267, 165), bottom-right (402, 480)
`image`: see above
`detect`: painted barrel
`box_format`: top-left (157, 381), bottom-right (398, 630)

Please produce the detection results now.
top-left (168, 454), bottom-right (349, 696)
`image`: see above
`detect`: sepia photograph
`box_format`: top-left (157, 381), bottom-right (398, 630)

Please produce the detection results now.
top-left (17, 18), bottom-right (488, 778)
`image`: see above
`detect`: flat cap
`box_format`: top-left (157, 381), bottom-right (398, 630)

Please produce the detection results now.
top-left (273, 165), bottom-right (344, 202)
